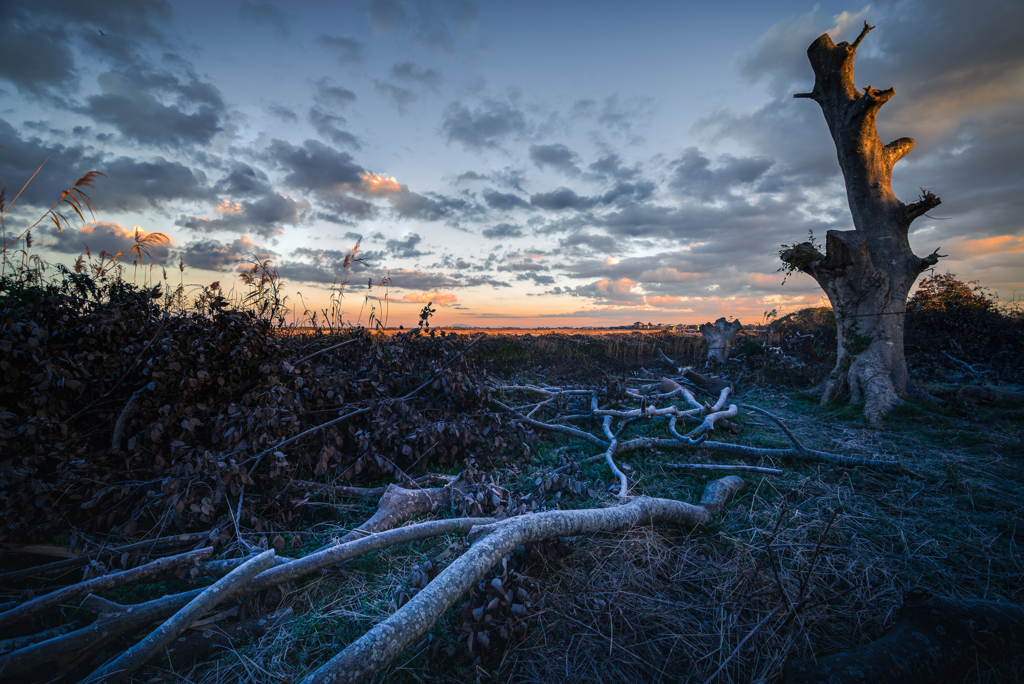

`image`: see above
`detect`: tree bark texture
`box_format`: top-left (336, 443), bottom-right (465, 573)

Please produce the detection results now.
top-left (314, 484), bottom-right (449, 551)
top-left (699, 317), bottom-right (742, 363)
top-left (783, 588), bottom-right (1024, 683)
top-left (301, 477), bottom-right (746, 684)
top-left (785, 22), bottom-right (943, 424)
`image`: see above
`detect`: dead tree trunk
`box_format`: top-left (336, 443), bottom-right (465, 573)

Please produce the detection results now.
top-left (699, 317), bottom-right (742, 363)
top-left (783, 22), bottom-right (944, 425)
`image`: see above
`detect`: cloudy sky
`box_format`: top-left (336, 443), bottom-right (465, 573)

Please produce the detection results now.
top-left (2, 0), bottom-right (1021, 327)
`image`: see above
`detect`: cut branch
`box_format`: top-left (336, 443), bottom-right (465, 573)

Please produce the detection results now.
top-left (0, 546), bottom-right (213, 628)
top-left (0, 532), bottom-right (211, 584)
top-left (82, 550), bottom-right (277, 684)
top-left (301, 477), bottom-right (746, 684)
top-left (0, 518), bottom-right (491, 680)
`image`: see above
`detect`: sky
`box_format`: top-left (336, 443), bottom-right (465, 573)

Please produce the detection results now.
top-left (1, 0), bottom-right (1022, 328)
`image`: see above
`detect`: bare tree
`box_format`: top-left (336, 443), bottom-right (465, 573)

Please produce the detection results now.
top-left (782, 22), bottom-right (944, 425)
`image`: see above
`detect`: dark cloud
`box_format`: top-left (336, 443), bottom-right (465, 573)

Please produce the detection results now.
top-left (528, 183), bottom-right (651, 212)
top-left (176, 193), bottom-right (310, 239)
top-left (463, 275), bottom-right (511, 288)
top-left (41, 222), bottom-right (172, 264)
top-left (516, 272), bottom-right (556, 285)
top-left (390, 61), bottom-right (442, 90)
top-left (22, 120), bottom-right (63, 137)
top-left (82, 70), bottom-right (225, 147)
top-left (0, 119), bottom-right (222, 213)
top-left (308, 107), bottom-right (362, 149)
top-left (588, 154), bottom-right (639, 181)
top-left (239, 1), bottom-right (290, 40)
top-left (385, 232), bottom-right (429, 258)
top-left (365, 0), bottom-right (408, 35)
top-left (214, 162), bottom-right (271, 197)
top-left (98, 155), bottom-right (214, 211)
top-left (450, 0), bottom-right (479, 34)
top-left (268, 103), bottom-right (298, 123)
top-left (433, 254), bottom-right (477, 271)
top-left (557, 231), bottom-right (617, 254)
top-left (481, 222), bottom-right (523, 239)
top-left (179, 235), bottom-right (276, 272)
top-left (482, 188), bottom-right (531, 211)
top-left (529, 187), bottom-right (597, 211)
top-left (373, 81), bottom-right (416, 114)
top-left (388, 188), bottom-right (479, 222)
top-left (497, 259), bottom-right (548, 274)
top-left (0, 24), bottom-right (75, 98)
top-left (441, 98), bottom-right (528, 151)
top-left (529, 143), bottom-right (581, 176)
top-left (668, 148), bottom-right (773, 201)
top-left (315, 35), bottom-right (363, 64)
top-left (408, 7), bottom-right (456, 55)
top-left (571, 95), bottom-right (654, 137)
top-left (266, 139), bottom-right (365, 192)
top-left (735, 7), bottom-right (830, 94)
top-left (0, 0), bottom-right (175, 97)
top-left (456, 171), bottom-right (487, 182)
top-left (277, 246), bottom-right (364, 284)
top-left (316, 195), bottom-right (378, 223)
top-left (313, 77), bottom-right (357, 108)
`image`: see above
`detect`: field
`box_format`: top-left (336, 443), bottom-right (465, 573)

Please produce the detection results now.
top-left (2, 303), bottom-right (1023, 683)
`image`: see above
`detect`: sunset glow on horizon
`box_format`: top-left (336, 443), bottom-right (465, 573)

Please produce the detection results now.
top-left (2, 0), bottom-right (1021, 329)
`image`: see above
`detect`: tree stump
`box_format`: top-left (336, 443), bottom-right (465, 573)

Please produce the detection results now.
top-left (699, 317), bottom-right (741, 363)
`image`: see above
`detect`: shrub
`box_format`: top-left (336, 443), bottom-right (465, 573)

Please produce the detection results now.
top-left (905, 273), bottom-right (1024, 381)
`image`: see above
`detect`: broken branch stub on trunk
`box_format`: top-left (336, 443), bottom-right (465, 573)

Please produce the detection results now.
top-left (699, 317), bottom-right (742, 363)
top-left (783, 21), bottom-right (945, 425)
top-left (302, 477), bottom-right (745, 684)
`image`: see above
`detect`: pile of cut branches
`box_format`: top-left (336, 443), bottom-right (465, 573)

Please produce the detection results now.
top-left (0, 288), bottom-right (528, 542)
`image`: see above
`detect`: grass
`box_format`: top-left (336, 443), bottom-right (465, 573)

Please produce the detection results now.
top-left (132, 366), bottom-right (1021, 684)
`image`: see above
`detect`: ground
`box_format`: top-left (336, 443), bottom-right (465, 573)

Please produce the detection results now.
top-left (2, 331), bottom-right (1022, 683)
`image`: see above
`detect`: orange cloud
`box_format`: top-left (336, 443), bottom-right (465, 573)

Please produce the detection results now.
top-left (215, 200), bottom-right (244, 215)
top-left (403, 292), bottom-right (458, 307)
top-left (955, 235), bottom-right (1024, 258)
top-left (594, 278), bottom-right (639, 297)
top-left (646, 295), bottom-right (692, 308)
top-left (360, 171), bottom-right (402, 195)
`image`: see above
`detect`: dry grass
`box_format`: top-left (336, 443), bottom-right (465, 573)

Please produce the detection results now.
top-left (6, 319), bottom-right (1019, 684)
top-left (130, 381), bottom-right (1023, 684)
top-left (489, 386), bottom-right (1023, 684)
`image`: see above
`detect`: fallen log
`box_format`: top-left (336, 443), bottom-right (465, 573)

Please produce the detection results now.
top-left (783, 587), bottom-right (1024, 684)
top-left (301, 476), bottom-right (746, 684)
